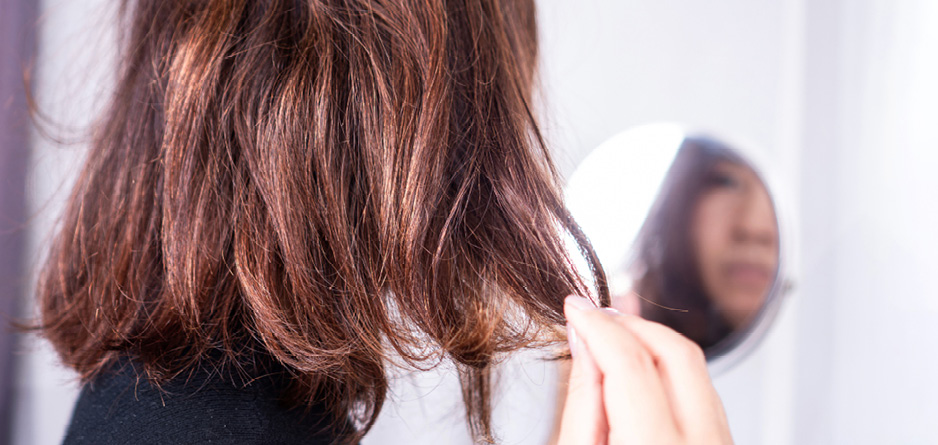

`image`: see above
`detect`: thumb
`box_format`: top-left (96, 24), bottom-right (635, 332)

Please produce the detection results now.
top-left (557, 318), bottom-right (607, 444)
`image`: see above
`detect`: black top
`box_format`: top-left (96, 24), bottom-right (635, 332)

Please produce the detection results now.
top-left (62, 358), bottom-right (347, 444)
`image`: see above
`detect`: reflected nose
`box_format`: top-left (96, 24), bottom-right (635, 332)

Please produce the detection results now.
top-left (732, 183), bottom-right (777, 247)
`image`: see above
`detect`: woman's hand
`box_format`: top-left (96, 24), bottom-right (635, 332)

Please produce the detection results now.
top-left (557, 295), bottom-right (733, 445)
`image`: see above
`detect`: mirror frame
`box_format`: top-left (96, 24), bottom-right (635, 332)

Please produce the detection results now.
top-left (565, 123), bottom-right (792, 375)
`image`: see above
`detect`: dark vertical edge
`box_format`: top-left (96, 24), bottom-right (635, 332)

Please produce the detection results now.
top-left (0, 0), bottom-right (39, 443)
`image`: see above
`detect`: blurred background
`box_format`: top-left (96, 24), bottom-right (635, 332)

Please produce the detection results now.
top-left (2, 0), bottom-right (937, 443)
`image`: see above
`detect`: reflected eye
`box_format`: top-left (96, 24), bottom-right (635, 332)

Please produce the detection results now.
top-left (706, 171), bottom-right (741, 189)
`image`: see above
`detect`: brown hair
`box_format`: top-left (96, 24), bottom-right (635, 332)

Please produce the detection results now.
top-left (36, 0), bottom-right (605, 442)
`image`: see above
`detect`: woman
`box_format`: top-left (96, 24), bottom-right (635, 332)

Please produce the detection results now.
top-left (35, 1), bottom-right (731, 443)
top-left (631, 137), bottom-right (780, 352)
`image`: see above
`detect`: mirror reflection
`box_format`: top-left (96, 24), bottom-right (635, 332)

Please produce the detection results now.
top-left (566, 124), bottom-right (782, 360)
top-left (627, 137), bottom-right (779, 351)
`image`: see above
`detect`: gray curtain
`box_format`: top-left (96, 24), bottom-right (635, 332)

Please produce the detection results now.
top-left (1, 0), bottom-right (37, 443)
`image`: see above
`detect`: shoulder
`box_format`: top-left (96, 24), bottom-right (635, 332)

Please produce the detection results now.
top-left (62, 359), bottom-right (343, 445)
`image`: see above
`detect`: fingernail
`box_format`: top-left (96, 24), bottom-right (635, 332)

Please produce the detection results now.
top-left (566, 324), bottom-right (579, 358)
top-left (565, 295), bottom-right (595, 359)
top-left (564, 294), bottom-right (595, 313)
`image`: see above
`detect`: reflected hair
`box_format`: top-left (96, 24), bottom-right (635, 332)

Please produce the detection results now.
top-left (631, 137), bottom-right (744, 350)
top-left (35, 0), bottom-right (606, 442)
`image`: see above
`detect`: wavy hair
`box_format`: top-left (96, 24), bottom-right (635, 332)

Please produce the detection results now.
top-left (36, 0), bottom-right (606, 442)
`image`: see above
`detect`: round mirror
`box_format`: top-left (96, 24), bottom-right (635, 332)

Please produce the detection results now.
top-left (566, 123), bottom-right (787, 371)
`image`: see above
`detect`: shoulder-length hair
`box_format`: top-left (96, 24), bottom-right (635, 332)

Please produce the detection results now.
top-left (36, 1), bottom-right (605, 442)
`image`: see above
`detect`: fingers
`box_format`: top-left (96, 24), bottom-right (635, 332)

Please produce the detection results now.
top-left (557, 325), bottom-right (607, 445)
top-left (614, 315), bottom-right (732, 441)
top-left (564, 294), bottom-right (733, 444)
top-left (563, 296), bottom-right (680, 444)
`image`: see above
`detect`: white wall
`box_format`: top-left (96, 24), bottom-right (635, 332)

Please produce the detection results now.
top-left (15, 0), bottom-right (938, 444)
top-left (796, 0), bottom-right (938, 442)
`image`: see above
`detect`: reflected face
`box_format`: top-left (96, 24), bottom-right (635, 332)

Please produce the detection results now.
top-left (690, 161), bottom-right (779, 329)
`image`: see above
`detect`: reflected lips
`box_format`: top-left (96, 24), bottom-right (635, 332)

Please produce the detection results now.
top-left (723, 261), bottom-right (773, 289)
